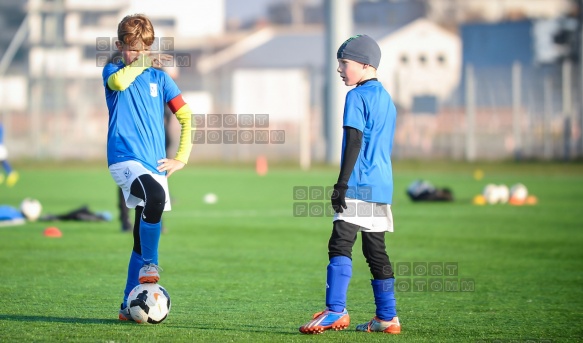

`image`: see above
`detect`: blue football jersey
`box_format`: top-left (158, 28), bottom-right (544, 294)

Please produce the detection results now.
top-left (103, 62), bottom-right (180, 174)
top-left (341, 80), bottom-right (396, 204)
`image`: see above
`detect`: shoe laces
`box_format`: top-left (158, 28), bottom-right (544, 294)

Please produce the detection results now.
top-left (144, 263), bottom-right (163, 272)
top-left (312, 308), bottom-right (343, 319)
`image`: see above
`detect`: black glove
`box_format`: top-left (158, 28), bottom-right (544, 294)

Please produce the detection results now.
top-left (331, 183), bottom-right (348, 213)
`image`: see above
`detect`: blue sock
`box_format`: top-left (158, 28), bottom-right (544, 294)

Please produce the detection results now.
top-left (326, 256), bottom-right (352, 313)
top-left (139, 218), bottom-right (161, 265)
top-left (371, 278), bottom-right (397, 321)
top-left (123, 251), bottom-right (143, 307)
top-left (2, 161), bottom-right (12, 174)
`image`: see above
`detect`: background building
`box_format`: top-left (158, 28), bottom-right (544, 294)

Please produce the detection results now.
top-left (0, 0), bottom-right (579, 163)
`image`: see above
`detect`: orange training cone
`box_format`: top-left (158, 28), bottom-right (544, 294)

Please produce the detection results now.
top-left (525, 195), bottom-right (538, 205)
top-left (256, 155), bottom-right (268, 176)
top-left (44, 227), bottom-right (62, 238)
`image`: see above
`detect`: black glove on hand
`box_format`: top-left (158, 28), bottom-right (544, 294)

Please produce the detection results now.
top-left (331, 183), bottom-right (348, 213)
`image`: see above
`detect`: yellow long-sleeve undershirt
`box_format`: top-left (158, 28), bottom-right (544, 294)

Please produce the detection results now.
top-left (107, 54), bottom-right (152, 91)
top-left (173, 104), bottom-right (193, 164)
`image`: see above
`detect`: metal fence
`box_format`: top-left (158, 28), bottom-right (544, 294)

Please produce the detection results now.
top-left (394, 61), bottom-right (582, 161)
top-left (1, 61), bottom-right (581, 164)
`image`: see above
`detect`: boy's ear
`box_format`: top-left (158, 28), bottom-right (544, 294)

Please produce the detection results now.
top-left (115, 41), bottom-right (122, 51)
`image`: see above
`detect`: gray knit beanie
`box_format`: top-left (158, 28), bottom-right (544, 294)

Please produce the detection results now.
top-left (336, 34), bottom-right (381, 69)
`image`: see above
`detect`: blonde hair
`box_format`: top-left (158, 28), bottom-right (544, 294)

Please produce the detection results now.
top-left (117, 14), bottom-right (155, 48)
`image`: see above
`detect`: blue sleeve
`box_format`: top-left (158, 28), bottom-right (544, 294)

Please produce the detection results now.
top-left (342, 90), bottom-right (365, 132)
top-left (162, 72), bottom-right (181, 103)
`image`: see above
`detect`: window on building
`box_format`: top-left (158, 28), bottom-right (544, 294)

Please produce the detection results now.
top-left (418, 54), bottom-right (427, 65)
top-left (400, 54), bottom-right (408, 65)
top-left (412, 95), bottom-right (438, 114)
top-left (151, 18), bottom-right (176, 27)
top-left (81, 11), bottom-right (117, 27)
top-left (81, 12), bottom-right (100, 26)
top-left (85, 45), bottom-right (109, 60)
top-left (437, 54), bottom-right (446, 65)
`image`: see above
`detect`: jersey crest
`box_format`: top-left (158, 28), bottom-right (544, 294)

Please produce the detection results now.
top-left (150, 83), bottom-right (158, 97)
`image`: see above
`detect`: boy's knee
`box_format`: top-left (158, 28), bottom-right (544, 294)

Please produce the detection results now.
top-left (144, 184), bottom-right (165, 219)
top-left (131, 175), bottom-right (165, 203)
top-left (147, 186), bottom-right (166, 206)
top-left (131, 175), bottom-right (166, 223)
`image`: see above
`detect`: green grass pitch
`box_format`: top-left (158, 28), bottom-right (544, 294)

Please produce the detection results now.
top-left (1, 161), bottom-right (582, 342)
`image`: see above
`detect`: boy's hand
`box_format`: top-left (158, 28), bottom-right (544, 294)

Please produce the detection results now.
top-left (157, 158), bottom-right (185, 178)
top-left (150, 53), bottom-right (174, 68)
top-left (331, 183), bottom-right (348, 213)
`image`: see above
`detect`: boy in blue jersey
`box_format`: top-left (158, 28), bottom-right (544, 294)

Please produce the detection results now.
top-left (0, 123), bottom-right (19, 187)
top-left (300, 35), bottom-right (400, 334)
top-left (102, 14), bottom-right (193, 321)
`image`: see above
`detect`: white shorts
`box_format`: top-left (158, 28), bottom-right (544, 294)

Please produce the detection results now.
top-left (109, 160), bottom-right (171, 211)
top-left (0, 145), bottom-right (7, 160)
top-left (333, 197), bottom-right (394, 232)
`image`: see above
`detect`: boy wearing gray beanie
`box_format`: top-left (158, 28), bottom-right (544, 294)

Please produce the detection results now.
top-left (300, 34), bottom-right (400, 335)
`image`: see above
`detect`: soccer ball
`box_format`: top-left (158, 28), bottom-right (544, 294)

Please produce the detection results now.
top-left (20, 198), bottom-right (42, 221)
top-left (483, 184), bottom-right (510, 205)
top-left (497, 184), bottom-right (510, 204)
top-left (509, 183), bottom-right (528, 205)
top-left (203, 193), bottom-right (218, 204)
top-left (482, 184), bottom-right (500, 204)
top-left (127, 283), bottom-right (171, 324)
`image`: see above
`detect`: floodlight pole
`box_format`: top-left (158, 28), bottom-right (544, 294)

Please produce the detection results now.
top-left (465, 64), bottom-right (476, 162)
top-left (0, 15), bottom-right (29, 78)
top-left (324, 0), bottom-right (352, 164)
top-left (54, 0), bottom-right (66, 159)
top-left (562, 59), bottom-right (572, 161)
top-left (512, 61), bottom-right (522, 161)
top-left (0, 14), bottom-right (29, 147)
top-left (579, 0), bottom-right (583, 158)
top-left (543, 76), bottom-right (553, 160)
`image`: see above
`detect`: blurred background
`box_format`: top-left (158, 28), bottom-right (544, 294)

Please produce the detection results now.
top-left (0, 0), bottom-right (580, 166)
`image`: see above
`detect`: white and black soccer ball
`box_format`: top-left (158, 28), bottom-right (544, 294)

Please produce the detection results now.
top-left (127, 283), bottom-right (171, 324)
top-left (482, 184), bottom-right (500, 205)
top-left (497, 184), bottom-right (510, 204)
top-left (20, 198), bottom-right (42, 221)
